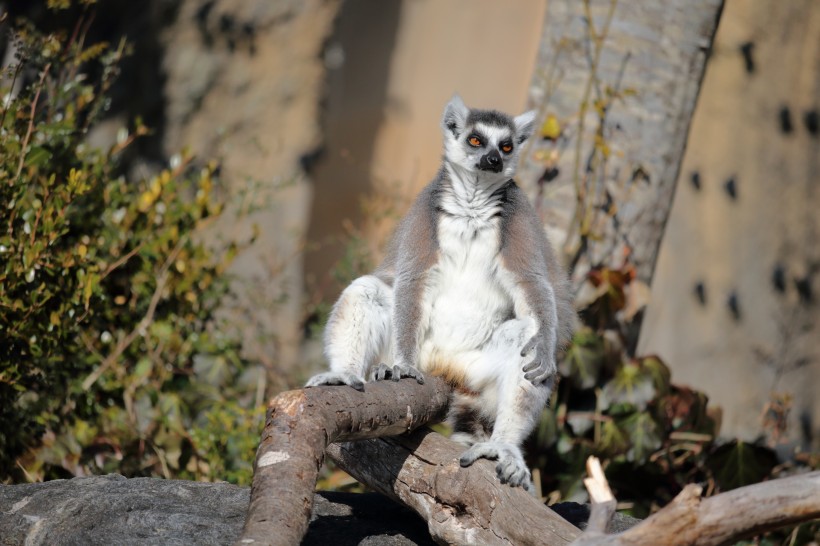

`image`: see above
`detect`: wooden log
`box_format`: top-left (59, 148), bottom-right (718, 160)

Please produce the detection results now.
top-left (235, 378), bottom-right (450, 546)
top-left (573, 457), bottom-right (820, 546)
top-left (328, 430), bottom-right (582, 545)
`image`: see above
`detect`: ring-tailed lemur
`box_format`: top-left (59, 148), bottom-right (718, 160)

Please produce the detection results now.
top-left (306, 95), bottom-right (574, 493)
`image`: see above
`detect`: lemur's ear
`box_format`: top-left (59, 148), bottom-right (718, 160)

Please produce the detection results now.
top-left (514, 110), bottom-right (537, 144)
top-left (441, 94), bottom-right (470, 137)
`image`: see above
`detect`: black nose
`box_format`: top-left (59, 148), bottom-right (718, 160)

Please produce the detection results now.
top-left (479, 150), bottom-right (503, 173)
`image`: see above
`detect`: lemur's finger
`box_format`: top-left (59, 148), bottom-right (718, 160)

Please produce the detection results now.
top-left (496, 463), bottom-right (509, 484)
top-left (409, 368), bottom-right (425, 384)
top-left (459, 443), bottom-right (499, 467)
top-left (523, 478), bottom-right (536, 495)
top-left (508, 468), bottom-right (528, 488)
top-left (347, 374), bottom-right (366, 391)
top-left (520, 336), bottom-right (537, 357)
top-left (524, 368), bottom-right (549, 383)
top-left (522, 358), bottom-right (541, 373)
top-left (459, 452), bottom-right (479, 467)
top-left (374, 363), bottom-right (390, 381)
top-left (497, 458), bottom-right (517, 480)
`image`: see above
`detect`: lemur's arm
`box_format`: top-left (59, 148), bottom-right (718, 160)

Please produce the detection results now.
top-left (382, 180), bottom-right (441, 368)
top-left (500, 183), bottom-right (560, 384)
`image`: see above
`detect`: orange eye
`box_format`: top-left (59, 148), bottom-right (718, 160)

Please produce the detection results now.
top-left (501, 144), bottom-right (513, 153)
top-left (468, 136), bottom-right (482, 147)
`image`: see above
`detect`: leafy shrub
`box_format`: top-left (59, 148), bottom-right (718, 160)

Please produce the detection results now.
top-left (0, 10), bottom-right (261, 484)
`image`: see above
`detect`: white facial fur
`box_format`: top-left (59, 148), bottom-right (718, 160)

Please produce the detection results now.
top-left (440, 95), bottom-right (536, 187)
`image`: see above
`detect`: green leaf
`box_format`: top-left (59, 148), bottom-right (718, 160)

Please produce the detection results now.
top-left (619, 412), bottom-right (663, 463)
top-left (707, 440), bottom-right (777, 491)
top-left (158, 393), bottom-right (185, 433)
top-left (83, 272), bottom-right (99, 309)
top-left (150, 321), bottom-right (174, 342)
top-left (641, 356), bottom-right (671, 398)
top-left (25, 146), bottom-right (52, 168)
top-left (602, 362), bottom-right (656, 411)
top-left (598, 419), bottom-right (629, 457)
top-left (560, 328), bottom-right (604, 389)
top-left (133, 358), bottom-right (153, 381)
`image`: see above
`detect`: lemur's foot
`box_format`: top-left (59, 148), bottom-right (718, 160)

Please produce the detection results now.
top-left (372, 362), bottom-right (425, 384)
top-left (459, 441), bottom-right (535, 494)
top-left (304, 372), bottom-right (365, 391)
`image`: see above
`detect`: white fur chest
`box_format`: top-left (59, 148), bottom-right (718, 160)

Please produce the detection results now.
top-left (421, 175), bottom-right (513, 353)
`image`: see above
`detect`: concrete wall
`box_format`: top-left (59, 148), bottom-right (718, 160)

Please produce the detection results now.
top-left (639, 0), bottom-right (819, 447)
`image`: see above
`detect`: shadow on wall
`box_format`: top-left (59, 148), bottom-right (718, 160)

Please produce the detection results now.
top-left (304, 0), bottom-right (402, 295)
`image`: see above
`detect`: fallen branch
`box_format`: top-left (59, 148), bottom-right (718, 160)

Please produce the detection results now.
top-left (235, 377), bottom-right (451, 546)
top-left (574, 456), bottom-right (820, 546)
top-left (236, 376), bottom-right (581, 546)
top-left (238, 377), bottom-right (818, 546)
top-left (328, 430), bottom-right (581, 545)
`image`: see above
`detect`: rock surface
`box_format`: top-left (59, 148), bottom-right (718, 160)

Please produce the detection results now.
top-left (0, 475), bottom-right (434, 545)
top-left (0, 475), bottom-right (641, 545)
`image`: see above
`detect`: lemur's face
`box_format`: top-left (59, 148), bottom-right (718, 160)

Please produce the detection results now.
top-left (441, 95), bottom-right (536, 183)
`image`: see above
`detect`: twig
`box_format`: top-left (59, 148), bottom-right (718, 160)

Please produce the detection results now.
top-left (13, 62), bottom-right (51, 185)
top-left (583, 456), bottom-right (616, 534)
top-left (81, 240), bottom-right (184, 391)
top-left (100, 243), bottom-right (144, 281)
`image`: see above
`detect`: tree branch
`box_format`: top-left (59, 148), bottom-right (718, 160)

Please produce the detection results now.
top-left (236, 376), bottom-right (582, 546)
top-left (239, 377), bottom-right (819, 546)
top-left (582, 456), bottom-right (616, 535)
top-left (328, 430), bottom-right (582, 546)
top-left (235, 377), bottom-right (451, 546)
top-left (573, 455), bottom-right (820, 546)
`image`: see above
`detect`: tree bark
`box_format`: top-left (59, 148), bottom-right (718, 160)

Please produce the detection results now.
top-left (236, 376), bottom-right (581, 546)
top-left (239, 378), bottom-right (819, 546)
top-left (327, 430), bottom-right (582, 546)
top-left (518, 0), bottom-right (724, 286)
top-left (573, 468), bottom-right (820, 546)
top-left (235, 378), bottom-right (451, 546)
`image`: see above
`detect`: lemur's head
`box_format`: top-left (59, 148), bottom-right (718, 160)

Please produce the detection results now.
top-left (440, 94), bottom-right (536, 183)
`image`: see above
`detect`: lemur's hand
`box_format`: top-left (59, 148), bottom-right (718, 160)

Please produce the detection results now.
top-left (520, 334), bottom-right (555, 385)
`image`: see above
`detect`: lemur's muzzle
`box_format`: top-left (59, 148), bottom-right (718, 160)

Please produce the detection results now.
top-left (479, 149), bottom-right (503, 173)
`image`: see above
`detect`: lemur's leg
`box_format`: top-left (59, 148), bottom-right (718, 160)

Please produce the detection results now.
top-left (458, 318), bottom-right (553, 493)
top-left (305, 275), bottom-right (393, 391)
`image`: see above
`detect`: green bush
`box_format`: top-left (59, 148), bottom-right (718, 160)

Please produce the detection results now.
top-left (1, 12), bottom-right (261, 484)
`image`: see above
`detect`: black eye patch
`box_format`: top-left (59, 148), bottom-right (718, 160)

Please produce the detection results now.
top-left (499, 140), bottom-right (514, 154)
